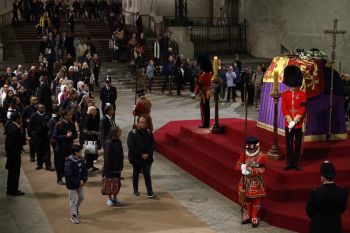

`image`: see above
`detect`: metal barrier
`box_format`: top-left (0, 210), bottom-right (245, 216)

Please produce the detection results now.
top-left (164, 17), bottom-right (247, 56)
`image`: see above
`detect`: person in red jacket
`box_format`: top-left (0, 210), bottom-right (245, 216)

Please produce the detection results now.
top-left (235, 137), bottom-right (267, 228)
top-left (281, 65), bottom-right (307, 171)
top-left (195, 56), bottom-right (212, 128)
top-left (133, 89), bottom-right (153, 132)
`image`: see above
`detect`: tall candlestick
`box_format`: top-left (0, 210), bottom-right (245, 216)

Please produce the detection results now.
top-left (212, 56), bottom-right (219, 80)
top-left (273, 71), bottom-right (279, 94)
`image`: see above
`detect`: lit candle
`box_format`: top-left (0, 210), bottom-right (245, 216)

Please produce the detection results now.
top-left (213, 56), bottom-right (219, 80)
top-left (273, 71), bottom-right (279, 94)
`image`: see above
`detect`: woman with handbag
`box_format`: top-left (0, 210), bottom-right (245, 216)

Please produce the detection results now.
top-left (102, 126), bottom-right (124, 206)
top-left (82, 106), bottom-right (100, 172)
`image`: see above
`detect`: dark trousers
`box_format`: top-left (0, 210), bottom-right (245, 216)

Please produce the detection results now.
top-left (93, 70), bottom-right (100, 86)
top-left (86, 153), bottom-right (97, 169)
top-left (29, 138), bottom-right (36, 159)
top-left (227, 86), bottom-right (236, 101)
top-left (56, 149), bottom-right (69, 181)
top-left (7, 155), bottom-right (21, 194)
top-left (242, 85), bottom-right (254, 105)
top-left (189, 77), bottom-right (195, 93)
top-left (34, 137), bottom-right (51, 168)
top-left (132, 163), bottom-right (153, 195)
top-left (200, 99), bottom-right (210, 127)
top-left (285, 128), bottom-right (303, 167)
top-left (148, 78), bottom-right (153, 91)
top-left (161, 75), bottom-right (172, 93)
top-left (51, 142), bottom-right (58, 173)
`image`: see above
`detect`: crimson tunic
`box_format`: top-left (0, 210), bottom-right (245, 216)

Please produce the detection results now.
top-left (195, 72), bottom-right (212, 100)
top-left (235, 152), bottom-right (267, 198)
top-left (281, 89), bottom-right (307, 128)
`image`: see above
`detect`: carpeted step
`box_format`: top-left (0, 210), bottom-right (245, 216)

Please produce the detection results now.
top-left (154, 119), bottom-right (350, 233)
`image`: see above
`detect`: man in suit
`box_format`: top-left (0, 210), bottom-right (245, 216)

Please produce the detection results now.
top-left (100, 104), bottom-right (116, 146)
top-left (5, 112), bottom-right (25, 196)
top-left (100, 76), bottom-right (117, 116)
top-left (28, 104), bottom-right (54, 171)
top-left (37, 76), bottom-right (52, 114)
top-left (22, 95), bottom-right (38, 162)
top-left (306, 161), bottom-right (348, 233)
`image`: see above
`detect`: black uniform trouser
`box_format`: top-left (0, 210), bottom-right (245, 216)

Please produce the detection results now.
top-left (56, 149), bottom-right (70, 182)
top-left (29, 138), bottom-right (36, 159)
top-left (7, 154), bottom-right (21, 194)
top-left (200, 99), bottom-right (210, 127)
top-left (132, 162), bottom-right (153, 195)
top-left (285, 127), bottom-right (303, 167)
top-left (34, 137), bottom-right (51, 168)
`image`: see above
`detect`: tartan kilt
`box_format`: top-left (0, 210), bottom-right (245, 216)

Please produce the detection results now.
top-left (101, 177), bottom-right (120, 195)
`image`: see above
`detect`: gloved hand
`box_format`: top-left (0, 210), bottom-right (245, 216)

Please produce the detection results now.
top-left (288, 120), bottom-right (296, 129)
top-left (242, 169), bottom-right (250, 176)
top-left (133, 105), bottom-right (136, 111)
top-left (240, 164), bottom-right (247, 171)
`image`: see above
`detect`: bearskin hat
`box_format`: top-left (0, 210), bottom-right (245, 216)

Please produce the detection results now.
top-left (283, 65), bottom-right (303, 87)
top-left (197, 55), bottom-right (212, 73)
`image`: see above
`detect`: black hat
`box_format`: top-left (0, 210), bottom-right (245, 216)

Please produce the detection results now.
top-left (105, 75), bottom-right (112, 83)
top-left (283, 65), bottom-right (303, 87)
top-left (245, 137), bottom-right (260, 149)
top-left (136, 89), bottom-right (146, 97)
top-left (197, 55), bottom-right (212, 73)
top-left (320, 161), bottom-right (336, 180)
top-left (71, 144), bottom-right (83, 155)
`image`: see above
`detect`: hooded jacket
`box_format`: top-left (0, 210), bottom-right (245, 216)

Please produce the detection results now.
top-left (64, 155), bottom-right (88, 190)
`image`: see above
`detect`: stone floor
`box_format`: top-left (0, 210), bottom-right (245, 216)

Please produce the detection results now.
top-left (0, 88), bottom-right (294, 233)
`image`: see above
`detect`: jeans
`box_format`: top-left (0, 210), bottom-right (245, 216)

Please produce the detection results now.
top-left (132, 162), bottom-right (153, 195)
top-left (68, 187), bottom-right (84, 217)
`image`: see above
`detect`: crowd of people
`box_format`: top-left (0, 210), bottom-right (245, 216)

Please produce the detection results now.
top-left (1, 55), bottom-right (157, 225)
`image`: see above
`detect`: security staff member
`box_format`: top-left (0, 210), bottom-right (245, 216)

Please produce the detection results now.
top-left (28, 104), bottom-right (54, 171)
top-left (306, 161), bottom-right (348, 233)
top-left (100, 76), bottom-right (117, 117)
top-left (22, 95), bottom-right (38, 162)
top-left (5, 112), bottom-right (25, 196)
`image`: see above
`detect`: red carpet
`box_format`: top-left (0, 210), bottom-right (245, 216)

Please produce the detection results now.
top-left (154, 118), bottom-right (350, 233)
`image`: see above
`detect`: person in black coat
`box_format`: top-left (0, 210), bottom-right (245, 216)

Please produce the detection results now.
top-left (135, 12), bottom-right (143, 34)
top-left (127, 116), bottom-right (157, 198)
top-left (53, 110), bottom-right (78, 185)
top-left (22, 95), bottom-right (38, 162)
top-left (37, 76), bottom-right (52, 113)
top-left (306, 161), bottom-right (348, 233)
top-left (82, 106), bottom-right (100, 171)
top-left (28, 104), bottom-right (54, 171)
top-left (100, 105), bottom-right (116, 146)
top-left (5, 112), bottom-right (25, 196)
top-left (103, 126), bottom-right (124, 206)
top-left (68, 11), bottom-right (75, 34)
top-left (100, 76), bottom-right (117, 115)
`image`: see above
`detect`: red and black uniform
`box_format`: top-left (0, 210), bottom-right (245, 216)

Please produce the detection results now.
top-left (281, 89), bottom-right (307, 169)
top-left (235, 152), bottom-right (267, 226)
top-left (195, 72), bottom-right (212, 128)
top-left (133, 96), bottom-right (153, 132)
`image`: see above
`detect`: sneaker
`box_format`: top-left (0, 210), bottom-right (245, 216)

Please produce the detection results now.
top-left (106, 199), bottom-right (114, 206)
top-left (147, 192), bottom-right (158, 198)
top-left (113, 198), bottom-right (122, 206)
top-left (57, 180), bottom-right (66, 185)
top-left (70, 215), bottom-right (80, 224)
top-left (133, 191), bottom-right (140, 196)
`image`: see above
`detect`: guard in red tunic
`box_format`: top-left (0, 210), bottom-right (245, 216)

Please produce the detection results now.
top-left (195, 56), bottom-right (212, 128)
top-left (281, 65), bottom-right (307, 171)
top-left (133, 89), bottom-right (153, 132)
top-left (235, 137), bottom-right (267, 228)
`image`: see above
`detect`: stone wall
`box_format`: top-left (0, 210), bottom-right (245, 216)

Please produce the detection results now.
top-left (0, 0), bottom-right (15, 27)
top-left (240, 0), bottom-right (350, 73)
